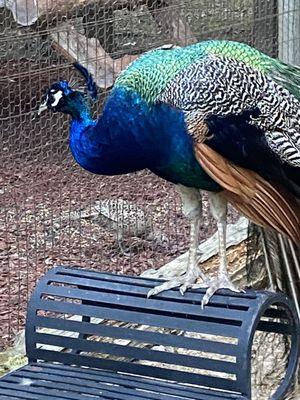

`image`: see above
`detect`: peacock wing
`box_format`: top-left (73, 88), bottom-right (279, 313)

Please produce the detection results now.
top-left (158, 41), bottom-right (300, 167)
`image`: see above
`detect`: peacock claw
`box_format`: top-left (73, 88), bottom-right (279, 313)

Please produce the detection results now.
top-left (147, 269), bottom-right (208, 299)
top-left (197, 274), bottom-right (244, 309)
top-left (179, 276), bottom-right (206, 295)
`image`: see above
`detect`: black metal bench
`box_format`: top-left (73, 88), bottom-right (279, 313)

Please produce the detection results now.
top-left (1, 266), bottom-right (299, 400)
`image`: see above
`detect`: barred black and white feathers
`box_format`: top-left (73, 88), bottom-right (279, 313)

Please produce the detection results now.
top-left (158, 50), bottom-right (300, 167)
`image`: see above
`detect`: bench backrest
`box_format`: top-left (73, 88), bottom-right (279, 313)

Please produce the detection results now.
top-left (26, 266), bottom-right (299, 399)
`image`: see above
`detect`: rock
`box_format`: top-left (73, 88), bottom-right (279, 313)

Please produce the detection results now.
top-left (0, 330), bottom-right (26, 377)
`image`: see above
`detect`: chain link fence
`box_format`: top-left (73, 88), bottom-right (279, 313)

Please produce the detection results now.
top-left (0, 0), bottom-right (299, 357)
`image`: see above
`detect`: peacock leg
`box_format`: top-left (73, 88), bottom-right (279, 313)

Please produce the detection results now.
top-left (147, 185), bottom-right (207, 298)
top-left (117, 239), bottom-right (132, 257)
top-left (200, 192), bottom-right (243, 308)
top-left (116, 231), bottom-right (132, 257)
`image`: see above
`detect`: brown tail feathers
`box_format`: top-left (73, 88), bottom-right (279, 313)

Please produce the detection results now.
top-left (195, 143), bottom-right (300, 244)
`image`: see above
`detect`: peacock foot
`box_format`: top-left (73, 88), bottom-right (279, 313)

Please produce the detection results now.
top-left (147, 267), bottom-right (209, 298)
top-left (118, 243), bottom-right (132, 257)
top-left (117, 237), bottom-right (134, 257)
top-left (196, 274), bottom-right (244, 309)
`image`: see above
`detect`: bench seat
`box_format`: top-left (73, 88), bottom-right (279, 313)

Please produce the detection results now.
top-left (1, 362), bottom-right (248, 400)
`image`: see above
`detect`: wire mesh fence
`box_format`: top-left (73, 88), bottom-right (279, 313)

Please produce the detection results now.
top-left (0, 0), bottom-right (299, 355)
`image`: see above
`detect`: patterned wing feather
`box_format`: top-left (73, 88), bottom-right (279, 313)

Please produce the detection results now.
top-left (157, 41), bottom-right (300, 167)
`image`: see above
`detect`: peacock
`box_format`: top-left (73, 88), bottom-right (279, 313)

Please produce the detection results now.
top-left (38, 40), bottom-right (300, 307)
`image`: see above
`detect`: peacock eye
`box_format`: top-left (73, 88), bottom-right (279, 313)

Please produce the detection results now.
top-left (49, 90), bottom-right (63, 107)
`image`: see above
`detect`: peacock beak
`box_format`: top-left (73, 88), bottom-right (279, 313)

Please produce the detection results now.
top-left (38, 100), bottom-right (48, 115)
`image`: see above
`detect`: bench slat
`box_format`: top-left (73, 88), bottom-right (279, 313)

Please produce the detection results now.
top-left (0, 382), bottom-right (89, 400)
top-left (0, 389), bottom-right (51, 400)
top-left (42, 283), bottom-right (247, 323)
top-left (33, 315), bottom-right (238, 356)
top-left (48, 273), bottom-right (253, 310)
top-left (35, 299), bottom-right (241, 337)
top-left (53, 268), bottom-right (258, 305)
top-left (33, 332), bottom-right (237, 374)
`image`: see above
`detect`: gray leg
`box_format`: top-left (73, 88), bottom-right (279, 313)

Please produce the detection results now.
top-left (118, 239), bottom-right (132, 257)
top-left (148, 185), bottom-right (207, 298)
top-left (116, 231), bottom-right (132, 257)
top-left (200, 192), bottom-right (242, 307)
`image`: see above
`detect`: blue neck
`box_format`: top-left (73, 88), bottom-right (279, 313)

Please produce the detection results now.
top-left (69, 89), bottom-right (148, 175)
top-left (68, 87), bottom-right (219, 190)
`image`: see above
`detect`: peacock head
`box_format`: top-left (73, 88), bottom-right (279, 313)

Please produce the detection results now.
top-left (38, 63), bottom-right (97, 118)
top-left (38, 80), bottom-right (76, 115)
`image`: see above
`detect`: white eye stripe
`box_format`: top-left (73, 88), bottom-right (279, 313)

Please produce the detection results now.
top-left (51, 90), bottom-right (63, 107)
